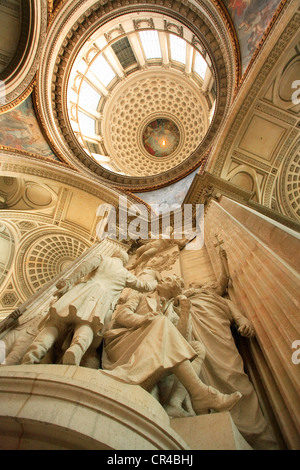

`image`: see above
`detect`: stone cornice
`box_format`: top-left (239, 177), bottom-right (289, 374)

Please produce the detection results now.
top-left (0, 150), bottom-right (148, 210)
top-left (183, 171), bottom-right (300, 232)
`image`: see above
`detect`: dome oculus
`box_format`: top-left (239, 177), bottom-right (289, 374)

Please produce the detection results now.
top-left (142, 119), bottom-right (180, 158)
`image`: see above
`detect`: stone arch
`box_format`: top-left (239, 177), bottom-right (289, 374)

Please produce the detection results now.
top-left (16, 228), bottom-right (91, 299)
top-left (0, 0), bottom-right (48, 114)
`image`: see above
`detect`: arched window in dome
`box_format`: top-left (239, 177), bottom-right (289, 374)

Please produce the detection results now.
top-left (194, 51), bottom-right (207, 80)
top-left (138, 30), bottom-right (162, 59)
top-left (169, 34), bottom-right (186, 64)
top-left (89, 55), bottom-right (116, 87)
top-left (78, 81), bottom-right (101, 111)
top-left (111, 37), bottom-right (137, 68)
top-left (77, 111), bottom-right (96, 137)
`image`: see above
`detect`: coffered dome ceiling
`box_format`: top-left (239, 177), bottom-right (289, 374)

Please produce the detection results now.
top-left (35, 0), bottom-right (239, 190)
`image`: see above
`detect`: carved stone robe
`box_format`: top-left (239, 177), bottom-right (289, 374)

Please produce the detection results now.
top-left (102, 291), bottom-right (197, 389)
top-left (44, 255), bottom-right (155, 336)
top-left (187, 287), bottom-right (278, 450)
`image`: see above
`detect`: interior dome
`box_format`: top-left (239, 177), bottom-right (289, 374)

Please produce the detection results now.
top-left (36, 1), bottom-right (237, 190)
top-left (66, 13), bottom-right (216, 177)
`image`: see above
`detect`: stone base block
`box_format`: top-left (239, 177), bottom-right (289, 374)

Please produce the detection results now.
top-left (171, 412), bottom-right (253, 450)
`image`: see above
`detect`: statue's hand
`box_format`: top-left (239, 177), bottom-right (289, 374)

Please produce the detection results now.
top-left (237, 318), bottom-right (255, 337)
top-left (11, 307), bottom-right (25, 320)
top-left (174, 294), bottom-right (188, 307)
top-left (220, 248), bottom-right (228, 260)
top-left (137, 312), bottom-right (158, 326)
top-left (55, 279), bottom-right (72, 298)
top-left (176, 294), bottom-right (187, 301)
top-left (148, 280), bottom-right (158, 291)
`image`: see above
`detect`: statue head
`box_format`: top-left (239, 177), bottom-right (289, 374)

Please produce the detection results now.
top-left (112, 248), bottom-right (129, 266)
top-left (157, 274), bottom-right (184, 300)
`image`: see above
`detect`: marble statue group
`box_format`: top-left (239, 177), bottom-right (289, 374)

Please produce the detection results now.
top-left (0, 235), bottom-right (279, 450)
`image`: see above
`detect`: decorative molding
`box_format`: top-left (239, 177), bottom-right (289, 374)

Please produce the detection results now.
top-left (0, 145), bottom-right (68, 167)
top-left (255, 102), bottom-right (298, 126)
top-left (164, 20), bottom-right (183, 37)
top-left (0, 291), bottom-right (18, 308)
top-left (0, 150), bottom-right (151, 212)
top-left (191, 35), bottom-right (205, 55)
top-left (0, 77), bottom-right (36, 115)
top-left (133, 18), bottom-right (155, 30)
top-left (276, 137), bottom-right (300, 221)
top-left (231, 151), bottom-right (271, 174)
top-left (104, 24), bottom-right (125, 43)
top-left (273, 128), bottom-right (299, 169)
top-left (0, 0), bottom-right (48, 113)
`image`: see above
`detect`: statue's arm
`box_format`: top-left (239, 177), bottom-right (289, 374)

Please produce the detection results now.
top-left (173, 295), bottom-right (192, 340)
top-left (218, 248), bottom-right (230, 296)
top-left (113, 292), bottom-right (157, 328)
top-left (0, 306), bottom-right (25, 336)
top-left (183, 287), bottom-right (202, 298)
top-left (125, 271), bottom-right (158, 293)
top-left (55, 255), bottom-right (102, 297)
top-left (225, 298), bottom-right (255, 337)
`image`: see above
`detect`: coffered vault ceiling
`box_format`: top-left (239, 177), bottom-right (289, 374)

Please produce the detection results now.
top-left (67, 23), bottom-right (214, 176)
top-left (35, 0), bottom-right (239, 191)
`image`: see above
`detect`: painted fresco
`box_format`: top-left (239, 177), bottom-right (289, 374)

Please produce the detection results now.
top-left (142, 119), bottom-right (180, 158)
top-left (0, 95), bottom-right (58, 160)
top-left (224, 0), bottom-right (282, 73)
top-left (136, 169), bottom-right (198, 214)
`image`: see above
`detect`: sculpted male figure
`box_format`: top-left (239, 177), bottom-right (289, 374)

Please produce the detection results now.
top-left (101, 272), bottom-right (242, 416)
top-left (22, 248), bottom-right (157, 366)
top-left (183, 248), bottom-right (278, 449)
top-left (128, 227), bottom-right (189, 271)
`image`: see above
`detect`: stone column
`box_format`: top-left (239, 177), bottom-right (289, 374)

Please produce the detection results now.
top-left (204, 197), bottom-right (300, 450)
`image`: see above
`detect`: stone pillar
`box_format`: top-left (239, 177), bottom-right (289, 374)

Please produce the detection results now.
top-left (204, 197), bottom-right (300, 449)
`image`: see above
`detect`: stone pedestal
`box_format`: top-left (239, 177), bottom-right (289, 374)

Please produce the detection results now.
top-left (171, 412), bottom-right (252, 450)
top-left (0, 365), bottom-right (188, 450)
top-left (0, 364), bottom-right (254, 450)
